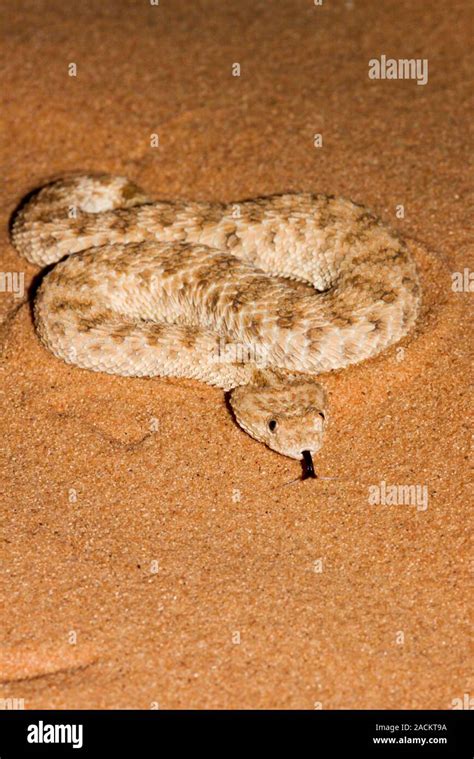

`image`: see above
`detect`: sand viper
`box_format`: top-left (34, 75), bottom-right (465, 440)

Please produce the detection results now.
top-left (11, 175), bottom-right (420, 477)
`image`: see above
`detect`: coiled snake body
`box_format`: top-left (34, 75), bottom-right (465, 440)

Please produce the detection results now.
top-left (11, 175), bottom-right (420, 472)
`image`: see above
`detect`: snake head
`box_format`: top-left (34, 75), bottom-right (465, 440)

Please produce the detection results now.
top-left (229, 374), bottom-right (327, 463)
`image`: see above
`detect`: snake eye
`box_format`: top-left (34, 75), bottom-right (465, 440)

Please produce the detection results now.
top-left (268, 420), bottom-right (277, 432)
top-left (318, 412), bottom-right (325, 420)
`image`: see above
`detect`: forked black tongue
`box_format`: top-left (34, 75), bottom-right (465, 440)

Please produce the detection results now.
top-left (301, 450), bottom-right (316, 480)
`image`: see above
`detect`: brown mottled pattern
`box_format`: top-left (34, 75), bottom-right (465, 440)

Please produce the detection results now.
top-left (11, 174), bottom-right (421, 460)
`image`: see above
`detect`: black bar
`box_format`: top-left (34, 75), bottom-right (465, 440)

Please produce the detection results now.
top-left (0, 710), bottom-right (472, 757)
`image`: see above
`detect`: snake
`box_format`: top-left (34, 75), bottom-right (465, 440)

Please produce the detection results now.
top-left (11, 174), bottom-right (421, 477)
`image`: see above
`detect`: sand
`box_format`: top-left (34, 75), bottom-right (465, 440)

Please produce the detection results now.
top-left (1, 0), bottom-right (472, 709)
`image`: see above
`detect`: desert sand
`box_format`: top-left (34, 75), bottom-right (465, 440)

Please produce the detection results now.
top-left (1, 0), bottom-right (472, 709)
